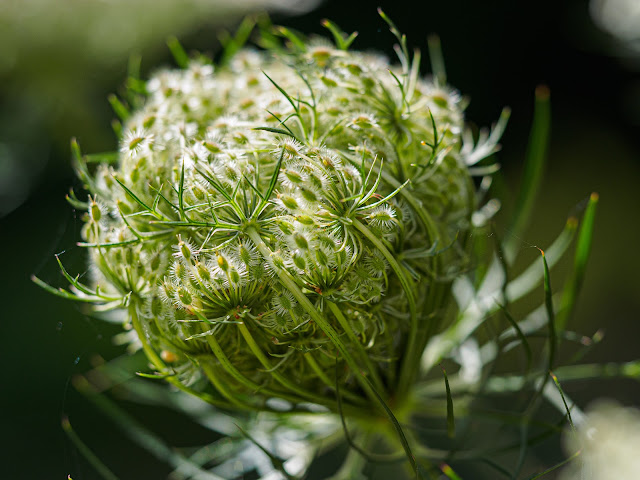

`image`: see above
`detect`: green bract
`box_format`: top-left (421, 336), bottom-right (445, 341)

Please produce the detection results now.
top-left (62, 25), bottom-right (507, 414)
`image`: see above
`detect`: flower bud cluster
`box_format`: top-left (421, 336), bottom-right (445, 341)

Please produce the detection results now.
top-left (76, 29), bottom-right (497, 410)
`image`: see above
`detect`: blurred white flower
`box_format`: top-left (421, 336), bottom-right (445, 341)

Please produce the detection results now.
top-left (590, 0), bottom-right (640, 52)
top-left (560, 400), bottom-right (640, 479)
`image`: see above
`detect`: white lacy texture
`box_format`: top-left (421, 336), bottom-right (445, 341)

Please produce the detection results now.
top-left (560, 400), bottom-right (640, 479)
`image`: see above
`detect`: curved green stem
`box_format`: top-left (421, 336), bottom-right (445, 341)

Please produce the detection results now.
top-left (199, 361), bottom-right (254, 411)
top-left (246, 227), bottom-right (383, 409)
top-left (351, 219), bottom-right (419, 397)
top-left (327, 300), bottom-right (386, 394)
top-left (237, 323), bottom-right (312, 400)
top-left (204, 332), bottom-right (309, 407)
top-left (380, 170), bottom-right (440, 252)
top-left (129, 305), bottom-right (235, 410)
top-left (304, 353), bottom-right (367, 405)
top-left (236, 322), bottom-right (364, 417)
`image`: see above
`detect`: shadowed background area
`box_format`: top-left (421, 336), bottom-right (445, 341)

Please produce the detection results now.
top-left (1, 0), bottom-right (638, 478)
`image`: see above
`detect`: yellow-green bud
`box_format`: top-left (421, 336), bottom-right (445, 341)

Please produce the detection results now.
top-left (293, 233), bottom-right (309, 250)
top-left (280, 195), bottom-right (299, 210)
top-left (217, 254), bottom-right (229, 272)
top-left (178, 287), bottom-right (192, 305)
top-left (89, 201), bottom-right (101, 222)
top-left (293, 251), bottom-right (306, 270)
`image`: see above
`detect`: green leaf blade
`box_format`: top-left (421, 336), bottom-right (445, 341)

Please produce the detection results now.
top-left (557, 192), bottom-right (598, 331)
top-left (505, 86), bottom-right (551, 263)
top-left (167, 36), bottom-right (189, 68)
top-left (541, 249), bottom-right (557, 372)
top-left (442, 366), bottom-right (455, 439)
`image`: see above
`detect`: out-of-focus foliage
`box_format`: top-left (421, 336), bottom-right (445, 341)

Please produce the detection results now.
top-left (0, 0), bottom-right (319, 217)
top-left (0, 0), bottom-right (317, 73)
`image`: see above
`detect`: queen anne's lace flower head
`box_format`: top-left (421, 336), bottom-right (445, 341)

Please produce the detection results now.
top-left (69, 21), bottom-right (506, 412)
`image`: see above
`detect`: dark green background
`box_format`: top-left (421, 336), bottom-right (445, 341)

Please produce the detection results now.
top-left (2, 0), bottom-right (639, 478)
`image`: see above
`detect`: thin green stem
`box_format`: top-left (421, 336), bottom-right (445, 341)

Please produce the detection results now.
top-left (204, 328), bottom-right (317, 406)
top-left (129, 306), bottom-right (234, 410)
top-left (327, 300), bottom-right (387, 394)
top-left (62, 416), bottom-right (119, 480)
top-left (73, 373), bottom-right (225, 480)
top-left (380, 169), bottom-right (440, 249)
top-left (304, 353), bottom-right (367, 405)
top-left (236, 322), bottom-right (363, 417)
top-left (351, 219), bottom-right (418, 396)
top-left (199, 361), bottom-right (254, 411)
top-left (246, 227), bottom-right (383, 409)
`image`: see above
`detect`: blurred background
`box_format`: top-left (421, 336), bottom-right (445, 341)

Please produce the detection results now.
top-left (1, 0), bottom-right (638, 477)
